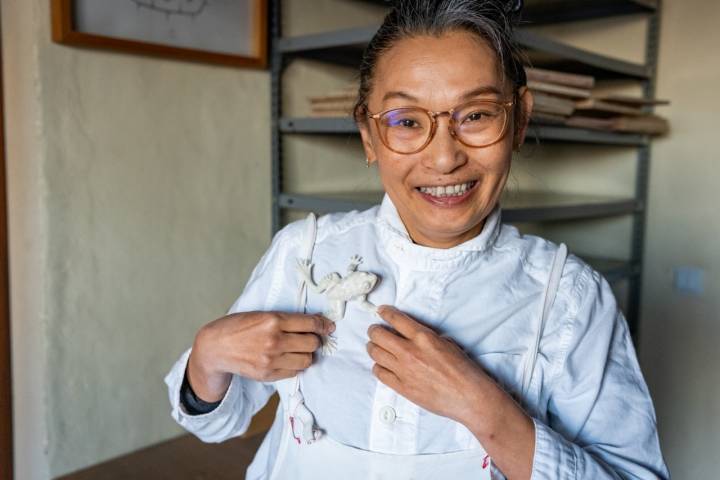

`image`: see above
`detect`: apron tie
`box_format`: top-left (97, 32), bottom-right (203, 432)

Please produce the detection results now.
top-left (287, 213), bottom-right (323, 445)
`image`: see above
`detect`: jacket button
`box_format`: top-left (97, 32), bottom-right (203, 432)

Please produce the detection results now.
top-left (379, 406), bottom-right (396, 425)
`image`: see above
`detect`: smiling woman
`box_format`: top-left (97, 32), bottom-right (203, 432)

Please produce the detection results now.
top-left (356, 30), bottom-right (531, 249)
top-left (165, 1), bottom-right (669, 479)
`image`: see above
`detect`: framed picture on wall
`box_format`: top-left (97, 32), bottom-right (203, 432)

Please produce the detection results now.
top-left (51, 0), bottom-right (268, 68)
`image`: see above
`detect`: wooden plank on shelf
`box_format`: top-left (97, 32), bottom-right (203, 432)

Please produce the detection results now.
top-left (528, 80), bottom-right (591, 99)
top-left (525, 67), bottom-right (595, 89)
top-left (575, 98), bottom-right (645, 116)
top-left (591, 94), bottom-right (670, 106)
top-left (310, 105), bottom-right (354, 116)
top-left (565, 116), bottom-right (615, 131)
top-left (309, 93), bottom-right (357, 104)
top-left (280, 117), bottom-right (649, 146)
top-left (531, 112), bottom-right (567, 125)
top-left (533, 92), bottom-right (576, 115)
top-left (611, 114), bottom-right (669, 135)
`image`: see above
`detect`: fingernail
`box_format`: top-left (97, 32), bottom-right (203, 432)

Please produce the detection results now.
top-left (328, 321), bottom-right (336, 333)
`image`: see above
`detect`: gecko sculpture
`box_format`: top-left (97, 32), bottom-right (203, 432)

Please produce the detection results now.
top-left (296, 255), bottom-right (379, 354)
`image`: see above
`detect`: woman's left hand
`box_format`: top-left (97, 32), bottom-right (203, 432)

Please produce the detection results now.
top-left (367, 305), bottom-right (536, 479)
top-left (366, 304), bottom-right (494, 427)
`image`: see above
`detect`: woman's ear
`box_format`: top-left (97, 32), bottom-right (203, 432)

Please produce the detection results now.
top-left (513, 86), bottom-right (534, 150)
top-left (358, 121), bottom-right (378, 166)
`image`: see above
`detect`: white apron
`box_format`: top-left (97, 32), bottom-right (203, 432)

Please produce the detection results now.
top-left (268, 213), bottom-right (568, 480)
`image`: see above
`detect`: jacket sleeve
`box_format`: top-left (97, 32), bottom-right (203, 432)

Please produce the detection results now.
top-left (531, 267), bottom-right (670, 479)
top-left (164, 226), bottom-right (297, 443)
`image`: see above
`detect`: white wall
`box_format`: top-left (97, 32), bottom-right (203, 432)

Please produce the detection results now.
top-left (527, 4), bottom-right (720, 477)
top-left (3, 0), bottom-right (717, 478)
top-left (3, 0), bottom-right (271, 477)
top-left (640, 1), bottom-right (720, 478)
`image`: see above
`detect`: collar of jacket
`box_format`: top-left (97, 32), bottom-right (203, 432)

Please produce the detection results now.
top-left (375, 193), bottom-right (502, 271)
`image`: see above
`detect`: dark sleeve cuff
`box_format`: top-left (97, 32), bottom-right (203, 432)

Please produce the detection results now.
top-left (180, 370), bottom-right (222, 415)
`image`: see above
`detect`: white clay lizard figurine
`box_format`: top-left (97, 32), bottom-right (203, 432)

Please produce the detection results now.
top-left (288, 389), bottom-right (322, 445)
top-left (296, 254), bottom-right (379, 354)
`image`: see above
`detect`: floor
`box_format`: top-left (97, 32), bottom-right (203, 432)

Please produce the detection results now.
top-left (56, 433), bottom-right (265, 480)
top-left (57, 396), bottom-right (279, 480)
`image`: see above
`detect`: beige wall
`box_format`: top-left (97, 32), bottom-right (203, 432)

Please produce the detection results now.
top-left (640, 1), bottom-right (720, 478)
top-left (3, 0), bottom-right (271, 477)
top-left (3, 0), bottom-right (718, 478)
top-left (529, 4), bottom-right (720, 478)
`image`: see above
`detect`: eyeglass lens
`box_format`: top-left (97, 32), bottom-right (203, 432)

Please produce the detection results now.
top-left (378, 101), bottom-right (507, 153)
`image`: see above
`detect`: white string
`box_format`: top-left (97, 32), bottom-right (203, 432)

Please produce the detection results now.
top-left (520, 243), bottom-right (568, 397)
top-left (293, 213), bottom-right (317, 396)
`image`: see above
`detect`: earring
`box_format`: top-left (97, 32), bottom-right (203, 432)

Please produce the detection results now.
top-left (365, 158), bottom-right (370, 168)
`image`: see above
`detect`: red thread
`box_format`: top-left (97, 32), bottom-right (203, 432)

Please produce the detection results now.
top-left (482, 454), bottom-right (490, 469)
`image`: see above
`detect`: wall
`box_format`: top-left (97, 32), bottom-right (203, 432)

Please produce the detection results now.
top-left (3, 0), bottom-right (271, 477)
top-left (525, 3), bottom-right (720, 478)
top-left (640, 1), bottom-right (720, 477)
top-left (3, 0), bottom-right (718, 478)
top-left (282, 2), bottom-right (720, 478)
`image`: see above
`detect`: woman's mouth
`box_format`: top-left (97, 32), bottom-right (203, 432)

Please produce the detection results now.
top-left (415, 180), bottom-right (478, 206)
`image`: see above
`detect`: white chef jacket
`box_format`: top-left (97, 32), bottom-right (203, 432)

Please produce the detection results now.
top-left (165, 194), bottom-right (669, 479)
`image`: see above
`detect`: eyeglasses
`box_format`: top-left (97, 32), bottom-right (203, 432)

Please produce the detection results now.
top-left (365, 99), bottom-right (514, 155)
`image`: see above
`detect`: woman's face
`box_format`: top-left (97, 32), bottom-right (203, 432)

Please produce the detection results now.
top-left (359, 31), bottom-right (533, 249)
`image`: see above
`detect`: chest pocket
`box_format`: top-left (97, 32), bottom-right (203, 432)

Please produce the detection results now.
top-left (454, 244), bottom-right (568, 451)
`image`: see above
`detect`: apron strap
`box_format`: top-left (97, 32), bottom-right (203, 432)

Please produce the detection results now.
top-left (520, 243), bottom-right (568, 397)
top-left (296, 212), bottom-right (318, 314)
top-left (288, 213), bottom-right (322, 444)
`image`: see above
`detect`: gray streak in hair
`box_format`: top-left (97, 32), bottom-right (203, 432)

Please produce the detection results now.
top-left (353, 0), bottom-right (529, 127)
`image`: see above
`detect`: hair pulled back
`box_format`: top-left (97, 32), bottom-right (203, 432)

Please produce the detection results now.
top-left (353, 0), bottom-right (529, 126)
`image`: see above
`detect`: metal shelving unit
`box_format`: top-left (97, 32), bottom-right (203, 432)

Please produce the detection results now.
top-left (270, 0), bottom-right (661, 339)
top-left (280, 117), bottom-right (650, 146)
top-left (278, 190), bottom-right (640, 221)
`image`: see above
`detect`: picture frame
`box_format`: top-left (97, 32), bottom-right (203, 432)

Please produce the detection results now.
top-left (51, 0), bottom-right (268, 69)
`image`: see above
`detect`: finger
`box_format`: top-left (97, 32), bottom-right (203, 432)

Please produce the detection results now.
top-left (278, 332), bottom-right (322, 353)
top-left (273, 352), bottom-right (313, 370)
top-left (279, 313), bottom-right (335, 335)
top-left (372, 363), bottom-right (402, 391)
top-left (376, 305), bottom-right (427, 340)
top-left (367, 324), bottom-right (409, 355)
top-left (366, 341), bottom-right (398, 369)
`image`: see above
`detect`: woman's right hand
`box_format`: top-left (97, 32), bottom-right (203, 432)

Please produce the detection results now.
top-left (186, 311), bottom-right (335, 403)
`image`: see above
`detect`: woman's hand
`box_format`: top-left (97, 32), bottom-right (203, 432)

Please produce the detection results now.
top-left (187, 311), bottom-right (335, 402)
top-left (366, 305), bottom-right (492, 425)
top-left (367, 305), bottom-right (535, 480)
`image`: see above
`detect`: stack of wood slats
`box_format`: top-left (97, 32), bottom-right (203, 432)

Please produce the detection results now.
top-left (305, 69), bottom-right (670, 136)
top-left (527, 67), bottom-right (593, 124)
top-left (526, 66), bottom-right (669, 135)
top-left (308, 85), bottom-right (357, 117)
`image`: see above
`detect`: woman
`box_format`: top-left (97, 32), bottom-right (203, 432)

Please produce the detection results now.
top-left (165, 1), bottom-right (669, 478)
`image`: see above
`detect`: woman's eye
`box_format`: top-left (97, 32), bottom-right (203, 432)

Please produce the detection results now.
top-left (466, 111), bottom-right (492, 122)
top-left (389, 118), bottom-right (419, 128)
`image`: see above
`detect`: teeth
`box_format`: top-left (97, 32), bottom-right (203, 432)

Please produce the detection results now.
top-left (418, 181), bottom-right (475, 197)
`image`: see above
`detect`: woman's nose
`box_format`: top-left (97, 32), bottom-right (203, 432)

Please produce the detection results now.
top-left (421, 117), bottom-right (468, 174)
